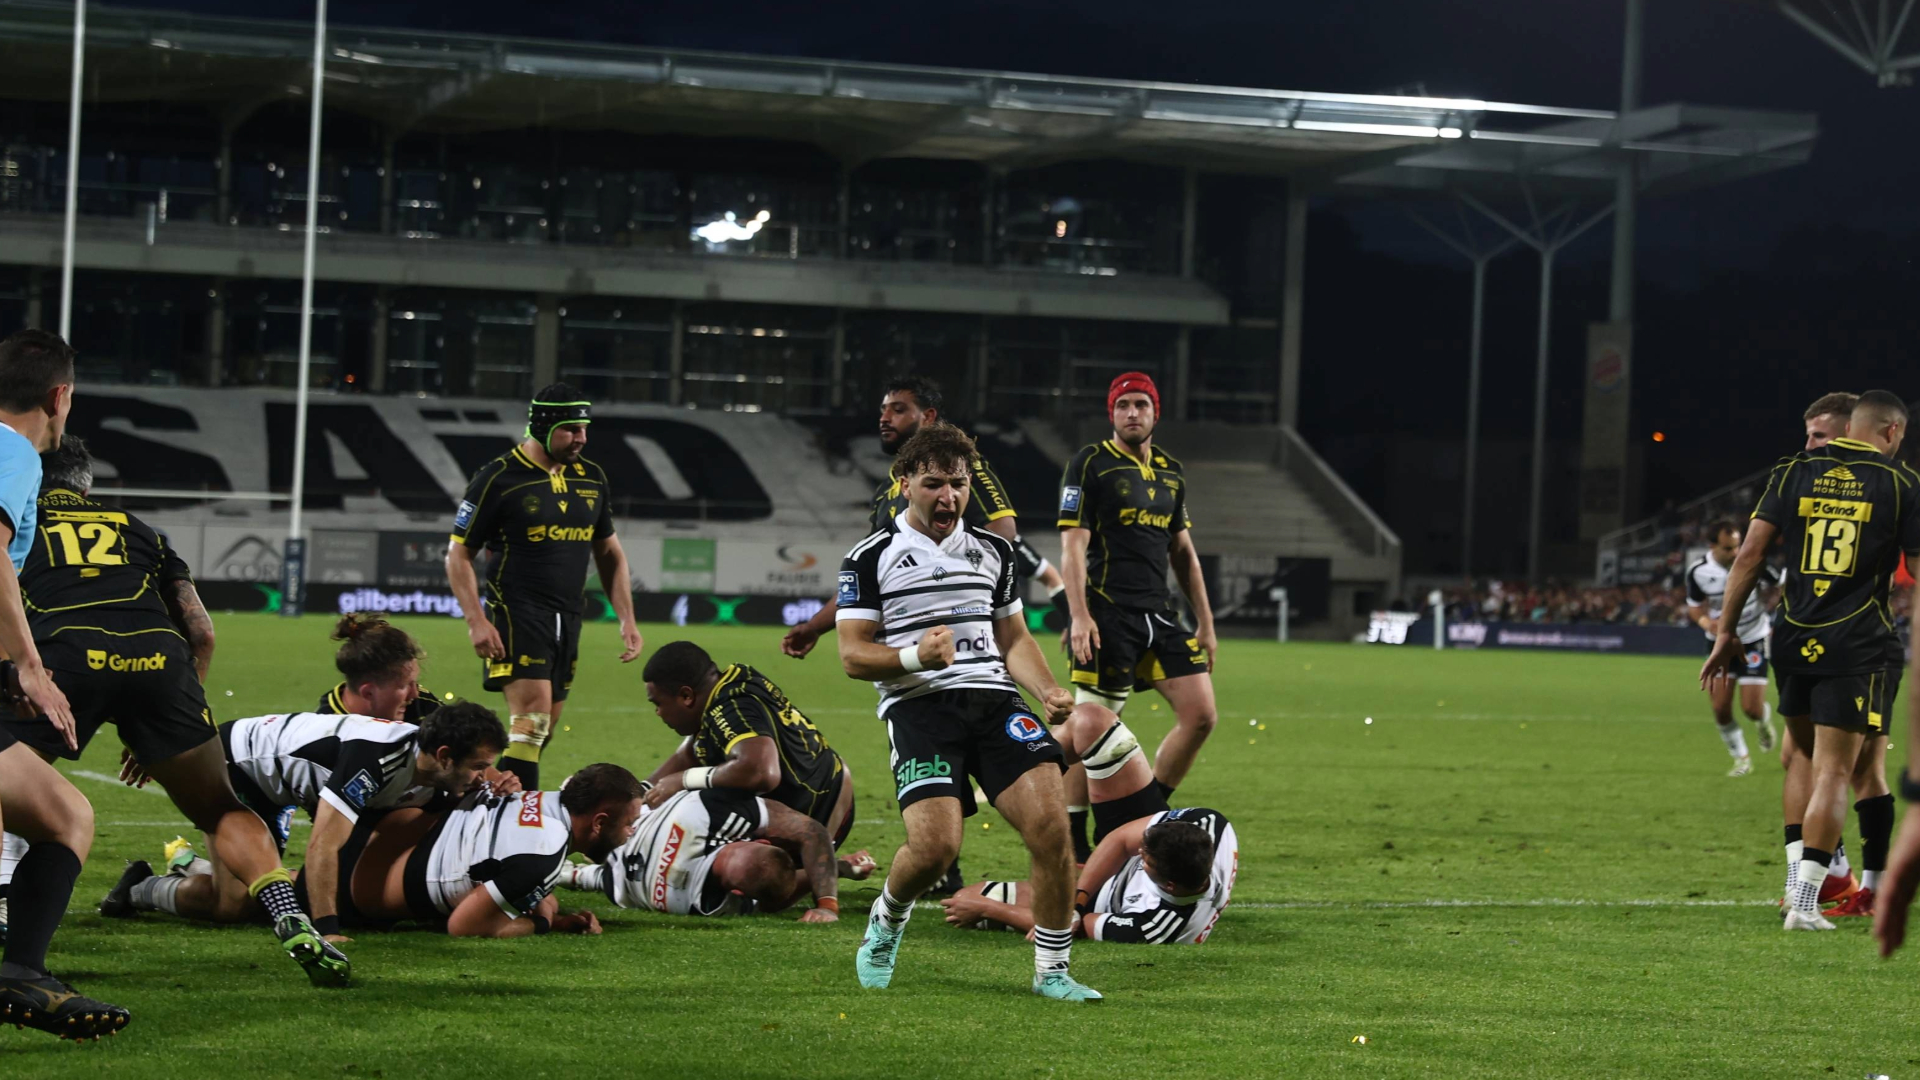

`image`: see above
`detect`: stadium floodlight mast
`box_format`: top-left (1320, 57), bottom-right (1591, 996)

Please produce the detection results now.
top-left (57, 0), bottom-right (84, 340)
top-left (280, 0), bottom-right (327, 618)
top-left (1770, 0), bottom-right (1920, 86)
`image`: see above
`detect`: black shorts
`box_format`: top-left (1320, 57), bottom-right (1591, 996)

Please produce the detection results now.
top-left (1720, 637), bottom-right (1769, 684)
top-left (1776, 667), bottom-right (1903, 735)
top-left (1071, 594), bottom-right (1209, 697)
top-left (291, 811), bottom-right (381, 930)
top-left (0, 628), bottom-right (215, 763)
top-left (219, 721), bottom-right (299, 856)
top-left (883, 688), bottom-right (1065, 817)
top-left (1091, 779), bottom-right (1170, 846)
top-left (403, 811), bottom-right (455, 926)
top-left (481, 599), bottom-right (581, 703)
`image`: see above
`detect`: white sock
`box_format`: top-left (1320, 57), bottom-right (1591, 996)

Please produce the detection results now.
top-left (1863, 870), bottom-right (1881, 891)
top-left (1785, 839), bottom-right (1804, 897)
top-left (1717, 721), bottom-right (1748, 758)
top-left (0, 831), bottom-right (24, 888)
top-left (872, 883), bottom-right (915, 932)
top-left (131, 872), bottom-right (186, 915)
top-left (1033, 925), bottom-right (1073, 976)
top-left (1794, 857), bottom-right (1831, 914)
top-left (1829, 843), bottom-right (1850, 878)
top-left (184, 857), bottom-right (214, 878)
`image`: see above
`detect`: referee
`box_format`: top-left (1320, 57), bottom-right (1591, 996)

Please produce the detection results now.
top-left (445, 383), bottom-right (643, 789)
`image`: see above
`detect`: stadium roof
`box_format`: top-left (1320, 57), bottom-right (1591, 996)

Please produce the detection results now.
top-left (0, 0), bottom-right (1816, 198)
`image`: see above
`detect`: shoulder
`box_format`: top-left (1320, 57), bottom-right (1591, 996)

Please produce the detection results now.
top-left (467, 452), bottom-right (517, 486)
top-left (1150, 447), bottom-right (1185, 472)
top-left (1068, 442), bottom-right (1103, 466)
top-left (1160, 805), bottom-right (1230, 840)
top-left (844, 525), bottom-right (897, 563)
top-left (967, 525), bottom-right (1015, 558)
top-left (580, 456), bottom-right (610, 484)
top-left (1686, 558), bottom-right (1711, 582)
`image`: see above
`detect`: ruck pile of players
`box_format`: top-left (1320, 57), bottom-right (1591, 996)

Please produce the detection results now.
top-left (0, 333), bottom-right (1239, 1037)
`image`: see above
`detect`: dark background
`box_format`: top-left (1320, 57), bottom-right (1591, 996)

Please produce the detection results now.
top-left (104, 0), bottom-right (1920, 554)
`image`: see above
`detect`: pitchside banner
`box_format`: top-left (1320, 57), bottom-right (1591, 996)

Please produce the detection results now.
top-left (1374, 616), bottom-right (1702, 656)
top-left (1579, 323), bottom-right (1633, 541)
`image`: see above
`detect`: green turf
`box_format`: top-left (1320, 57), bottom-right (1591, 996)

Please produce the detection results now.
top-left (5, 615), bottom-right (1918, 1077)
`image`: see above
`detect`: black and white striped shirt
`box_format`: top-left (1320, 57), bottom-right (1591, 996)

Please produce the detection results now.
top-left (1090, 807), bottom-right (1239, 945)
top-left (422, 790), bottom-right (573, 919)
top-left (599, 789), bottom-right (766, 916)
top-left (222, 713), bottom-right (423, 823)
top-left (835, 519), bottom-right (1023, 717)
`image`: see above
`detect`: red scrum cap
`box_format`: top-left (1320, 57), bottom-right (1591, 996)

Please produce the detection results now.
top-left (1107, 371), bottom-right (1160, 417)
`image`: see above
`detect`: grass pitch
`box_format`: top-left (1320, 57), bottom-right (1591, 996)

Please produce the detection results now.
top-left (4, 614), bottom-right (1917, 1078)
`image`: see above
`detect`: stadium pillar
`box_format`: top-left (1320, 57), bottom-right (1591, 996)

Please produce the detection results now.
top-left (58, 0), bottom-right (85, 341)
top-left (830, 309), bottom-right (846, 410)
top-left (982, 168), bottom-right (1000, 267)
top-left (283, 0), bottom-right (328, 620)
top-left (216, 128), bottom-right (233, 226)
top-left (205, 282), bottom-right (227, 387)
top-left (369, 288), bottom-right (388, 393)
top-left (1179, 167), bottom-right (1198, 278)
top-left (24, 268), bottom-right (43, 330)
top-left (1277, 191), bottom-right (1306, 428)
top-left (379, 136), bottom-right (396, 236)
top-left (972, 317), bottom-right (989, 417)
top-left (532, 293), bottom-right (560, 389)
top-left (668, 301), bottom-right (685, 406)
top-left (1173, 328), bottom-right (1191, 422)
top-left (1610, 0), bottom-right (1642, 325)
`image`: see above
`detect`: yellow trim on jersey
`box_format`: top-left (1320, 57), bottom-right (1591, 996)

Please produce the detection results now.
top-left (704, 663), bottom-right (746, 711)
top-left (1783, 596), bottom-right (1881, 630)
top-left (48, 623), bottom-right (185, 642)
top-left (723, 731), bottom-right (764, 754)
top-left (1103, 439), bottom-right (1157, 480)
top-left (983, 508), bottom-right (1018, 522)
top-left (1829, 438), bottom-right (1878, 452)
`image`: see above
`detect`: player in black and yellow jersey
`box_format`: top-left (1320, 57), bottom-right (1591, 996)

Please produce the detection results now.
top-left (780, 374), bottom-right (1067, 660)
top-left (1058, 372), bottom-right (1217, 859)
top-left (0, 436), bottom-right (351, 985)
top-left (1705, 390), bottom-right (1920, 932)
top-left (314, 613), bottom-right (443, 724)
top-left (640, 642), bottom-right (866, 861)
top-left (444, 383), bottom-right (643, 790)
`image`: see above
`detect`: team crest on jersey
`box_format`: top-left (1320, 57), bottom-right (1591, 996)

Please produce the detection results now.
top-left (1116, 478), bottom-right (1132, 498)
top-left (574, 463), bottom-right (586, 475)
top-left (454, 500), bottom-right (477, 529)
top-left (1813, 579), bottom-right (1830, 596)
top-left (965, 547), bottom-right (983, 571)
top-left (518, 792), bottom-right (544, 827)
top-left (522, 494), bottom-right (542, 514)
top-left (1005, 713), bottom-right (1045, 743)
top-left (838, 570), bottom-right (859, 605)
top-left (1060, 485), bottom-right (1083, 513)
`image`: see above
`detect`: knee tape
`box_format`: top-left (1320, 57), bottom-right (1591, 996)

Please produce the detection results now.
top-left (1082, 721), bottom-right (1143, 781)
top-left (509, 712), bottom-right (554, 749)
top-left (1075, 686), bottom-right (1128, 714)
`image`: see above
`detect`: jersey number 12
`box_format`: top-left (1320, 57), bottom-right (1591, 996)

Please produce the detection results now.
top-left (43, 521), bottom-right (127, 567)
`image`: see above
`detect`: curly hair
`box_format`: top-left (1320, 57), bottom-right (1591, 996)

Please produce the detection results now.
top-left (892, 421), bottom-right (975, 480)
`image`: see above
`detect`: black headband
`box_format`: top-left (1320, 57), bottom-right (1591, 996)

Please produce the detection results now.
top-left (527, 399), bottom-right (591, 452)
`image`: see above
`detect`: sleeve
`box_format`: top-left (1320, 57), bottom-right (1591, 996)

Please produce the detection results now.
top-left (702, 788), bottom-right (770, 831)
top-left (1089, 904), bottom-right (1192, 944)
top-left (479, 847), bottom-right (566, 920)
top-left (1684, 564), bottom-right (1707, 605)
top-left (1750, 458), bottom-right (1795, 527)
top-left (1057, 447), bottom-right (1097, 529)
top-left (1901, 471), bottom-right (1920, 559)
top-left (968, 454), bottom-right (1018, 523)
top-left (318, 734), bottom-right (418, 824)
top-left (990, 534), bottom-right (1022, 620)
top-left (1173, 473), bottom-right (1192, 533)
top-left (450, 461), bottom-right (506, 548)
top-left (834, 538), bottom-right (884, 624)
top-left (1759, 563), bottom-right (1783, 588)
top-left (704, 693), bottom-right (778, 756)
top-left (592, 463), bottom-right (616, 540)
top-left (154, 528), bottom-right (194, 584)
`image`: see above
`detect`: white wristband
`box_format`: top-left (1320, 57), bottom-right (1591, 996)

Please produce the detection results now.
top-left (682, 766), bottom-right (716, 790)
top-left (898, 644), bottom-right (925, 673)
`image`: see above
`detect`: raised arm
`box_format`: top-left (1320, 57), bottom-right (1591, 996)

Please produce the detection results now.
top-left (837, 617), bottom-right (952, 681)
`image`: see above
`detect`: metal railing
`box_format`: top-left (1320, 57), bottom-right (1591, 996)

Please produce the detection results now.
top-left (1274, 424), bottom-right (1403, 590)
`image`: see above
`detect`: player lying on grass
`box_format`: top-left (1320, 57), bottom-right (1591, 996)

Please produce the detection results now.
top-left (556, 787), bottom-right (862, 919)
top-left (941, 701), bottom-right (1237, 942)
top-left (102, 704), bottom-right (508, 942)
top-left (640, 641), bottom-right (862, 850)
top-left (339, 763), bottom-right (644, 938)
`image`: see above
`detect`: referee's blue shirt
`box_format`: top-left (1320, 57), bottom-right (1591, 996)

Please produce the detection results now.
top-left (0, 423), bottom-right (40, 568)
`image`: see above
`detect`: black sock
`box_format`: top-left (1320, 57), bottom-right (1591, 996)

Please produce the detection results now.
top-left (1068, 809), bottom-right (1091, 862)
top-left (1155, 779), bottom-right (1175, 800)
top-left (496, 756), bottom-right (539, 791)
top-left (1784, 823), bottom-right (1803, 846)
top-left (1, 843), bottom-right (80, 979)
top-left (1857, 794), bottom-right (1896, 873)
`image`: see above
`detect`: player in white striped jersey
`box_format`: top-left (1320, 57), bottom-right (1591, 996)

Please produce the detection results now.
top-left (942, 806), bottom-right (1237, 945)
top-left (1685, 519), bottom-right (1780, 775)
top-left (347, 763), bottom-right (643, 937)
top-left (102, 703), bottom-right (506, 941)
top-left (557, 788), bottom-right (843, 920)
top-left (835, 423), bottom-right (1098, 1003)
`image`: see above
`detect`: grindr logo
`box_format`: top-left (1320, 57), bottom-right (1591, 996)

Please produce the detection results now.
top-left (88, 650), bottom-right (166, 672)
top-left (87, 649), bottom-right (106, 670)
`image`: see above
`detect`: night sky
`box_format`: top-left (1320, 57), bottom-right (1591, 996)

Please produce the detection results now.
top-left (99, 0), bottom-right (1920, 562)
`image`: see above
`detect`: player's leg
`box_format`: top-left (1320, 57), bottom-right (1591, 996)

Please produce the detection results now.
top-left (993, 764), bottom-right (1100, 1002)
top-left (499, 677), bottom-right (557, 790)
top-left (0, 741), bottom-right (127, 1038)
top-left (1831, 734), bottom-right (1894, 916)
top-left (1738, 677), bottom-right (1776, 755)
top-left (1708, 676), bottom-right (1750, 776)
top-left (1789, 687), bottom-right (1868, 929)
top-left (348, 808), bottom-right (438, 921)
top-left (858, 795), bottom-right (962, 989)
top-left (1151, 670), bottom-right (1217, 795)
top-left (1066, 599), bottom-right (1135, 860)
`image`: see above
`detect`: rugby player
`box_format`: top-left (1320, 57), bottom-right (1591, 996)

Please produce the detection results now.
top-left (1058, 371), bottom-right (1217, 860)
top-left (836, 422), bottom-right (1099, 1002)
top-left (1704, 391), bottom-right (1920, 931)
top-left (941, 806), bottom-right (1237, 945)
top-left (640, 640), bottom-right (860, 849)
top-left (102, 703), bottom-right (506, 941)
top-left (557, 787), bottom-right (846, 920)
top-left (1684, 519), bottom-right (1779, 775)
top-left (445, 383), bottom-right (644, 790)
top-left (343, 763), bottom-right (644, 938)
top-left (0, 331), bottom-right (124, 1040)
top-left (316, 613), bottom-right (442, 723)
top-left (781, 374), bottom-right (1067, 661)
top-left (1873, 400), bottom-right (1920, 956)
top-left (0, 437), bottom-right (351, 988)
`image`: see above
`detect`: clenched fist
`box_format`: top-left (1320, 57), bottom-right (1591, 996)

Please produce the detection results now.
top-left (918, 626), bottom-right (956, 670)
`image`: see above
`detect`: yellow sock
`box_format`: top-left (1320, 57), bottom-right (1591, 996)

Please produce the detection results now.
top-left (247, 867), bottom-right (293, 898)
top-left (502, 742), bottom-right (543, 764)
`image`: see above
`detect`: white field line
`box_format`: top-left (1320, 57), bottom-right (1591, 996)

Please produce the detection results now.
top-left (916, 897), bottom-right (1778, 912)
top-left (70, 769), bottom-right (164, 794)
